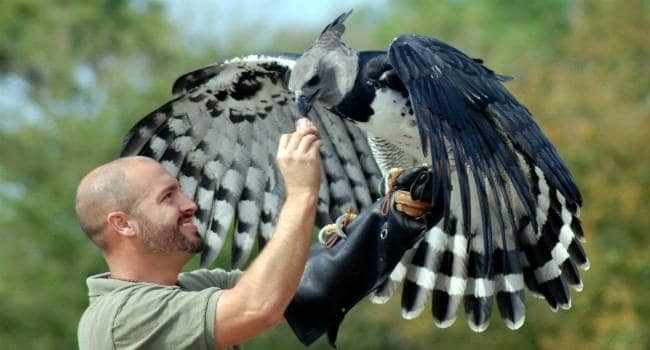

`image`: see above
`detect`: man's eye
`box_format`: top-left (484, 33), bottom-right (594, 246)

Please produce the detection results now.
top-left (163, 192), bottom-right (173, 200)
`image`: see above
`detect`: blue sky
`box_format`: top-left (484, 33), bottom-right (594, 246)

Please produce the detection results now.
top-left (164, 0), bottom-right (378, 37)
top-left (162, 0), bottom-right (382, 51)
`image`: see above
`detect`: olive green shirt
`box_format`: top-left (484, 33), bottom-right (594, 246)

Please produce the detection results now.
top-left (78, 268), bottom-right (242, 350)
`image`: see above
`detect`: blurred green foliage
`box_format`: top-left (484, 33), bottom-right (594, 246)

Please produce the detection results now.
top-left (1, 0), bottom-right (648, 349)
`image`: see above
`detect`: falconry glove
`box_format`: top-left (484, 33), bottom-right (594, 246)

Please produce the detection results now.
top-left (284, 166), bottom-right (441, 347)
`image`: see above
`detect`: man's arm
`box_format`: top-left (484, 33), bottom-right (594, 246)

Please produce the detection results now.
top-left (215, 119), bottom-right (322, 348)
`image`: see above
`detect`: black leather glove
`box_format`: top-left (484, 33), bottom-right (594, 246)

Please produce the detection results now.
top-left (284, 167), bottom-right (441, 348)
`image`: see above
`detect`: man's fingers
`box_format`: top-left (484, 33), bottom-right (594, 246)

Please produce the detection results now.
top-left (286, 131), bottom-right (302, 151)
top-left (296, 118), bottom-right (315, 132)
top-left (308, 140), bottom-right (323, 157)
top-left (287, 128), bottom-right (317, 151)
top-left (280, 118), bottom-right (319, 152)
top-left (279, 133), bottom-right (290, 150)
top-left (297, 134), bottom-right (318, 153)
top-left (291, 118), bottom-right (317, 149)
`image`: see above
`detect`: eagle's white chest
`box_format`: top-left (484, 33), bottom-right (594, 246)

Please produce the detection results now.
top-left (363, 87), bottom-right (428, 163)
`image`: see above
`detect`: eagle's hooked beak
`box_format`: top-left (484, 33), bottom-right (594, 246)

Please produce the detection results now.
top-left (296, 89), bottom-right (320, 116)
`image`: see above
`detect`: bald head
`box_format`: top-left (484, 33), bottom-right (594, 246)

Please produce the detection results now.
top-left (75, 156), bottom-right (155, 249)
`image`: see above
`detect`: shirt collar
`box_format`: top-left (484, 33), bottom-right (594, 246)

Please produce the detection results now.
top-left (85, 272), bottom-right (180, 299)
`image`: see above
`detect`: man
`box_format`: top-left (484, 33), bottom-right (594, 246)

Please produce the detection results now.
top-left (76, 118), bottom-right (435, 349)
top-left (77, 118), bottom-right (323, 349)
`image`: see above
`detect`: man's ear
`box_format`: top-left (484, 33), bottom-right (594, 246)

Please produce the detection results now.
top-left (107, 211), bottom-right (136, 237)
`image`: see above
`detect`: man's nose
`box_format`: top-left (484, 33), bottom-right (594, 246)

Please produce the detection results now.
top-left (180, 192), bottom-right (197, 214)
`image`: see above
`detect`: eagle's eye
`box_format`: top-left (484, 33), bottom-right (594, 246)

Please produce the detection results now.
top-left (306, 75), bottom-right (321, 87)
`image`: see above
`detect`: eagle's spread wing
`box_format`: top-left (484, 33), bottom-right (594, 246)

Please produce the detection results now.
top-left (369, 35), bottom-right (588, 331)
top-left (120, 54), bottom-right (382, 268)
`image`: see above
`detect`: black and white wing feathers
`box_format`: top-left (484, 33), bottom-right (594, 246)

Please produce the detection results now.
top-left (121, 54), bottom-right (383, 268)
top-left (371, 35), bottom-right (587, 331)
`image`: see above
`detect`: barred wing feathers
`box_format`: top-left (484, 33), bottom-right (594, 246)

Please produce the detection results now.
top-left (121, 54), bottom-right (383, 268)
top-left (370, 35), bottom-right (588, 332)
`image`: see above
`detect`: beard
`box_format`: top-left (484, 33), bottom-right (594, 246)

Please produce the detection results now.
top-left (134, 211), bottom-right (204, 254)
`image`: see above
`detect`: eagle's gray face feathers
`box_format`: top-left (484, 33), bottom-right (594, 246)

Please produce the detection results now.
top-left (289, 12), bottom-right (359, 115)
top-left (290, 57), bottom-right (325, 115)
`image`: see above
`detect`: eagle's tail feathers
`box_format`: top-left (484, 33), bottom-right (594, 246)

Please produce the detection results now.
top-left (400, 223), bottom-right (446, 319)
top-left (431, 215), bottom-right (467, 328)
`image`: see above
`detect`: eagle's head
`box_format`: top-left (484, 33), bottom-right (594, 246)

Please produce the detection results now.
top-left (289, 10), bottom-right (358, 115)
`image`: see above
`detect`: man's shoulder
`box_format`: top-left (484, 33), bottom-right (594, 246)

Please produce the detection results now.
top-left (86, 281), bottom-right (184, 317)
top-left (78, 284), bottom-right (134, 349)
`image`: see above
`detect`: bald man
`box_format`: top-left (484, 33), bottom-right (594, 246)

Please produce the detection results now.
top-left (77, 119), bottom-right (322, 349)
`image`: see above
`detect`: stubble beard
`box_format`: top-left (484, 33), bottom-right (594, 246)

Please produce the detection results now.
top-left (135, 211), bottom-right (204, 254)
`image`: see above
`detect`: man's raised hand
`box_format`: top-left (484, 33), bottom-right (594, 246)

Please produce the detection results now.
top-left (276, 118), bottom-right (322, 197)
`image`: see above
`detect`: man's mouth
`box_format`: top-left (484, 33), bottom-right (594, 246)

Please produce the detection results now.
top-left (179, 217), bottom-right (197, 232)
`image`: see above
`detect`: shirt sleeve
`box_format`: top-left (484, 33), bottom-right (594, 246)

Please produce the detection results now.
top-left (177, 268), bottom-right (244, 291)
top-left (111, 284), bottom-right (223, 350)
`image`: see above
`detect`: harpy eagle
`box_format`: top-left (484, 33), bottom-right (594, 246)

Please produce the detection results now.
top-left (121, 11), bottom-right (588, 332)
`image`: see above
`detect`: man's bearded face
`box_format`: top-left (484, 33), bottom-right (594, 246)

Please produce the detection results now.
top-left (134, 210), bottom-right (204, 254)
